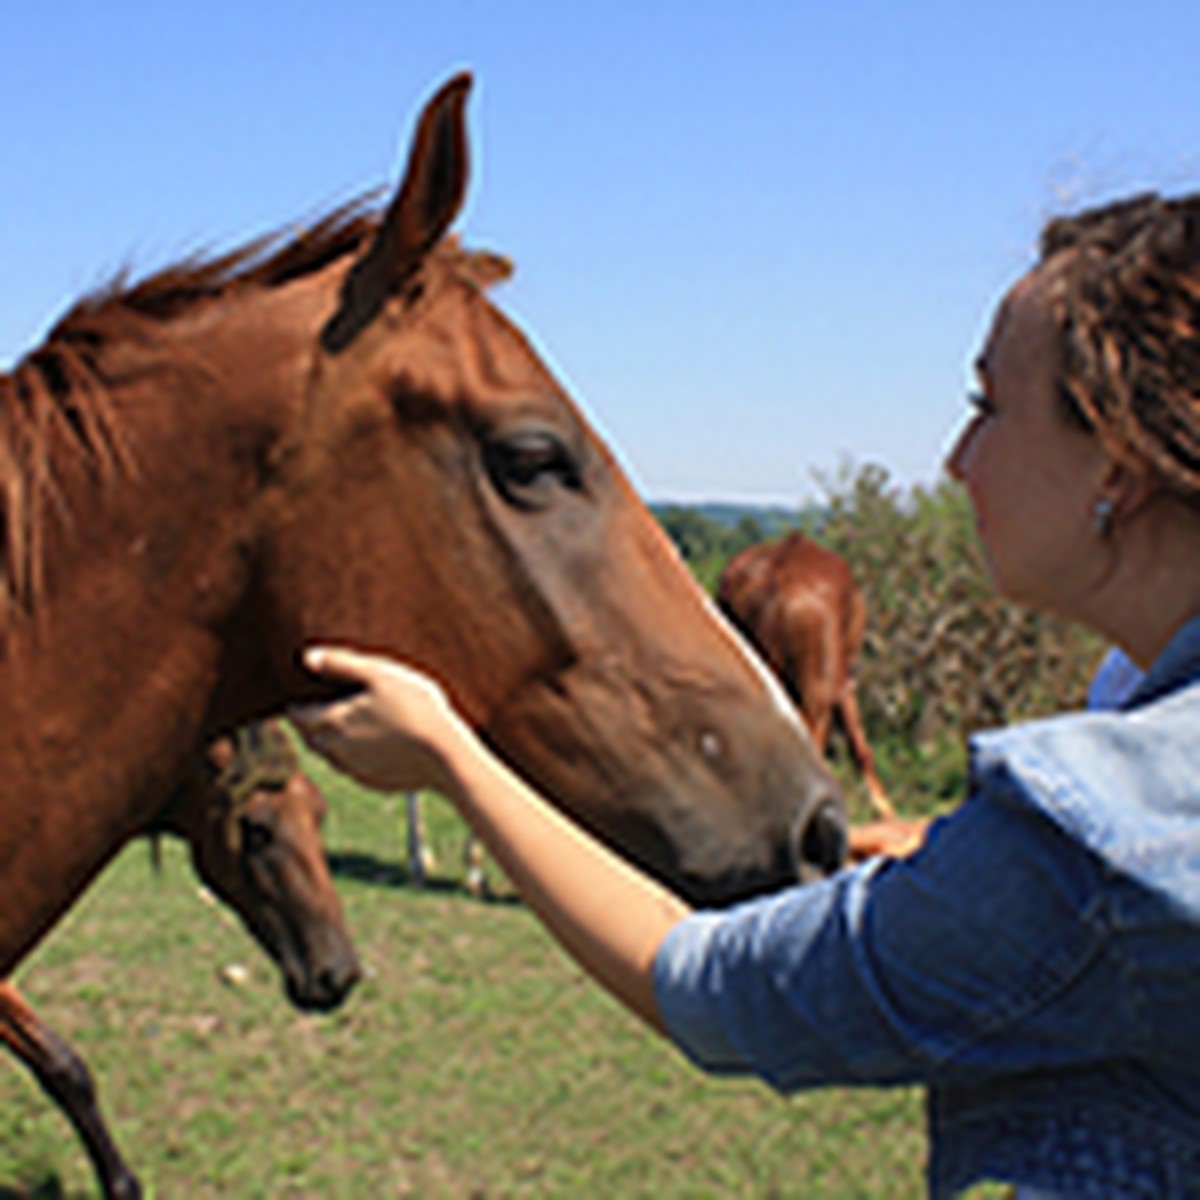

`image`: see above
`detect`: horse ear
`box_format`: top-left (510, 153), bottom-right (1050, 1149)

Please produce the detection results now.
top-left (378, 71), bottom-right (473, 276)
top-left (444, 238), bottom-right (514, 290)
top-left (322, 72), bottom-right (472, 353)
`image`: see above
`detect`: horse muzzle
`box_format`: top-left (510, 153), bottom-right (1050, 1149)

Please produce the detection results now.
top-left (792, 793), bottom-right (849, 884)
top-left (286, 950), bottom-right (362, 1013)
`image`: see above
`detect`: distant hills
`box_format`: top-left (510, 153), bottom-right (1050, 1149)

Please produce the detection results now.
top-left (649, 499), bottom-right (819, 534)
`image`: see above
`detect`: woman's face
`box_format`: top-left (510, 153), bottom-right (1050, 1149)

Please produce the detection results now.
top-left (945, 267), bottom-right (1111, 615)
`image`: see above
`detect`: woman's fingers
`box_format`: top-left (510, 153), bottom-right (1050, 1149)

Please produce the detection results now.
top-left (302, 644), bottom-right (379, 687)
top-left (287, 646), bottom-right (462, 794)
top-left (847, 818), bottom-right (931, 861)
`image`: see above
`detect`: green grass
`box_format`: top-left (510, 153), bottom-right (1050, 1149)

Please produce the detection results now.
top-left (0, 752), bottom-right (1001, 1199)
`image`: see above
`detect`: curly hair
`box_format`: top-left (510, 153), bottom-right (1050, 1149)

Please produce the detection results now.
top-left (1039, 192), bottom-right (1200, 500)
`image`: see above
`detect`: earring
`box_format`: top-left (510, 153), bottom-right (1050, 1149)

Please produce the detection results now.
top-left (1093, 497), bottom-right (1115, 536)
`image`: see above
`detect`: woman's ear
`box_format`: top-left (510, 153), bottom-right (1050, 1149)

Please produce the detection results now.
top-left (1098, 453), bottom-right (1161, 523)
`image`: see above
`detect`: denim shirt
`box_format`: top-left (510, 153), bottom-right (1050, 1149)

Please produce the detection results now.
top-left (654, 615), bottom-right (1200, 1198)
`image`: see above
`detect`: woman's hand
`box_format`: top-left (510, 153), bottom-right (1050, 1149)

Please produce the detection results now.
top-left (289, 646), bottom-right (469, 795)
top-left (847, 817), bottom-right (931, 862)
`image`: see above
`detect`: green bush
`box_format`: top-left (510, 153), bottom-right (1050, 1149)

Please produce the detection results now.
top-left (812, 462), bottom-right (1102, 744)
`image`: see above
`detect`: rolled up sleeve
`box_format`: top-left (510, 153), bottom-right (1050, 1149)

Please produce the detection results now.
top-left (653, 779), bottom-right (1115, 1095)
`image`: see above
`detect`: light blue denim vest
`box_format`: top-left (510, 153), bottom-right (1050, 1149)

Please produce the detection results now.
top-left (655, 617), bottom-right (1200, 1198)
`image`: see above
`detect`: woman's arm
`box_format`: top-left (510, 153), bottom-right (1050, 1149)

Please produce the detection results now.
top-left (289, 646), bottom-right (691, 1033)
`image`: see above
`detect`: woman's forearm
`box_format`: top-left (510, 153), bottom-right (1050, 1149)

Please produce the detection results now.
top-left (439, 724), bottom-right (690, 1034)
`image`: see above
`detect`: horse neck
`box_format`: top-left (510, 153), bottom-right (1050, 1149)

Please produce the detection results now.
top-left (0, 271), bottom-right (352, 977)
top-left (0, 281), bottom-right (324, 823)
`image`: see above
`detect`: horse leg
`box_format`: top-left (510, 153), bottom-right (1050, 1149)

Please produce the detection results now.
top-left (838, 588), bottom-right (894, 820)
top-left (404, 791), bottom-right (436, 885)
top-left (463, 834), bottom-right (489, 899)
top-left (408, 792), bottom-right (488, 897)
top-left (0, 981), bottom-right (142, 1200)
top-left (835, 683), bottom-right (894, 820)
top-left (785, 612), bottom-right (835, 751)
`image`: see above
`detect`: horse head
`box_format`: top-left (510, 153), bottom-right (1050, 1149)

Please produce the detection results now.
top-left (251, 75), bottom-right (847, 903)
top-left (157, 723), bottom-right (360, 1012)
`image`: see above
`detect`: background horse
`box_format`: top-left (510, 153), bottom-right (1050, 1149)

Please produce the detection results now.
top-left (0, 68), bottom-right (848, 1019)
top-left (1, 720), bottom-right (358, 1200)
top-left (717, 532), bottom-right (893, 818)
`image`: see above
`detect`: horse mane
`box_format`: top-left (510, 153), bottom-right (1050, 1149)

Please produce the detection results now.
top-left (0, 193), bottom-right (512, 622)
top-left (0, 197), bottom-right (384, 619)
top-left (67, 195), bottom-right (383, 327)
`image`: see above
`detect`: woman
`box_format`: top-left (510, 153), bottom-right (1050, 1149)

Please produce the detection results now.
top-left (291, 193), bottom-right (1200, 1198)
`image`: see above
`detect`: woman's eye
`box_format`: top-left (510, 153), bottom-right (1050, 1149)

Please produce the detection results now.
top-left (485, 431), bottom-right (581, 508)
top-left (968, 390), bottom-right (996, 418)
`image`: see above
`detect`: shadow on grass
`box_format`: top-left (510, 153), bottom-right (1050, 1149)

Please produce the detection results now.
top-left (0, 1176), bottom-right (70, 1200)
top-left (327, 850), bottom-right (521, 906)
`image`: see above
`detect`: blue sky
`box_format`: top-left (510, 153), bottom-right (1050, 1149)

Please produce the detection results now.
top-left (3, 3), bottom-right (1199, 505)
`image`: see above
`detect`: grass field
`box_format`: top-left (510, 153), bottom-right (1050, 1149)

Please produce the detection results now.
top-left (0, 751), bottom-right (1001, 1199)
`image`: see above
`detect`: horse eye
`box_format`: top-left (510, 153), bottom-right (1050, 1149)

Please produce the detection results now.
top-left (239, 816), bottom-right (275, 855)
top-left (484, 430), bottom-right (581, 508)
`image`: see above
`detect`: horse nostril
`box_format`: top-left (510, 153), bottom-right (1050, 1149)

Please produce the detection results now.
top-left (794, 800), bottom-right (848, 883)
top-left (326, 957), bottom-right (362, 998)
top-left (320, 965), bottom-right (354, 1001)
top-left (293, 957), bottom-right (362, 1013)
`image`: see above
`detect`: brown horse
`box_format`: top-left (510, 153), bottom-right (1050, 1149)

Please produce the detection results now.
top-left (0, 67), bottom-right (847, 1006)
top-left (1, 721), bottom-right (358, 1200)
top-left (149, 721), bottom-right (359, 1010)
top-left (717, 532), bottom-right (893, 818)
